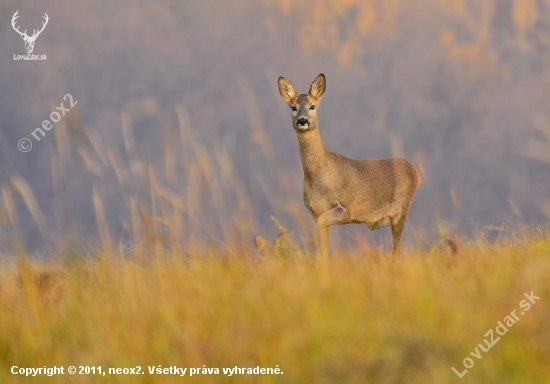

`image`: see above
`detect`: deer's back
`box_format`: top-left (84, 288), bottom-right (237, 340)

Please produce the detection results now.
top-left (345, 156), bottom-right (420, 198)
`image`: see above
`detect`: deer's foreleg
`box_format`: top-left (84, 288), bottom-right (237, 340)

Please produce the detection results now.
top-left (316, 202), bottom-right (348, 260)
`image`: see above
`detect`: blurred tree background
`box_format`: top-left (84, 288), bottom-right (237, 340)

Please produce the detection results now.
top-left (1, 0), bottom-right (550, 253)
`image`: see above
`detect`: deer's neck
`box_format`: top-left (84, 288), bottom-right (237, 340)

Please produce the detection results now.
top-left (297, 126), bottom-right (328, 177)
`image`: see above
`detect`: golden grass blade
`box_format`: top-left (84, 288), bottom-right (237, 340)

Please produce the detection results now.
top-left (1, 186), bottom-right (19, 229)
top-left (238, 76), bottom-right (275, 161)
top-left (121, 110), bottom-right (137, 159)
top-left (92, 187), bottom-right (113, 253)
top-left (107, 149), bottom-right (130, 188)
top-left (53, 112), bottom-right (69, 165)
top-left (10, 175), bottom-right (48, 242)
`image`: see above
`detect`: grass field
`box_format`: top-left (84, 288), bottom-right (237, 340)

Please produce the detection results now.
top-left (1, 97), bottom-right (549, 383)
top-left (4, 1), bottom-right (550, 382)
top-left (1, 234), bottom-right (549, 384)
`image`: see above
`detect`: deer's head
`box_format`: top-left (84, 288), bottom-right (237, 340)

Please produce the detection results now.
top-left (12, 11), bottom-right (49, 54)
top-left (278, 74), bottom-right (326, 133)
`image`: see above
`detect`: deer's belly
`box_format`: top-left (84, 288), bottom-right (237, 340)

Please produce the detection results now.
top-left (365, 217), bottom-right (391, 230)
top-left (353, 201), bottom-right (401, 229)
top-left (304, 194), bottom-right (397, 230)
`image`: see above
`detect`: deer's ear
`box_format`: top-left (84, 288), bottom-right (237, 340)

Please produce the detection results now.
top-left (278, 77), bottom-right (296, 104)
top-left (309, 73), bottom-right (326, 101)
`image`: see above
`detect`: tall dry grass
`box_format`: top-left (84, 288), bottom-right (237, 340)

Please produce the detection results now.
top-left (2, 76), bottom-right (436, 257)
top-left (0, 235), bottom-right (549, 383)
top-left (0, 92), bottom-right (318, 256)
top-left (0, 86), bottom-right (548, 383)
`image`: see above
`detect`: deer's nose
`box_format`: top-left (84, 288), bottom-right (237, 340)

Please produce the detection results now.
top-left (297, 118), bottom-right (309, 126)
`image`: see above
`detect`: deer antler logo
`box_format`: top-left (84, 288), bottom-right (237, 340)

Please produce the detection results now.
top-left (11, 11), bottom-right (49, 54)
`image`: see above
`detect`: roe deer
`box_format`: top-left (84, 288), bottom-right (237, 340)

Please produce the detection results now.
top-left (277, 74), bottom-right (420, 258)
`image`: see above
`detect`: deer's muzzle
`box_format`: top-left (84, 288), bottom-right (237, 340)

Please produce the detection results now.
top-left (297, 118), bottom-right (309, 128)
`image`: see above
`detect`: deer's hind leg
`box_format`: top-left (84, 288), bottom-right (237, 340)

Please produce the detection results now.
top-left (390, 216), bottom-right (406, 255)
top-left (390, 198), bottom-right (414, 255)
top-left (388, 192), bottom-right (415, 255)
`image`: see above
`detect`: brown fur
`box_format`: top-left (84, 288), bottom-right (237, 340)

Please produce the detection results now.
top-left (278, 74), bottom-right (420, 258)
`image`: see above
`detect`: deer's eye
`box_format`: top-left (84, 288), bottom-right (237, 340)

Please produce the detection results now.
top-left (310, 105), bottom-right (315, 110)
top-left (292, 106), bottom-right (297, 112)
